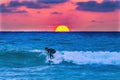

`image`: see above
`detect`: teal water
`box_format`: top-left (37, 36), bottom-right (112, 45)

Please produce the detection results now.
top-left (0, 32), bottom-right (120, 80)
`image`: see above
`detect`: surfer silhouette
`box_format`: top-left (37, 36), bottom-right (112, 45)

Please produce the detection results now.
top-left (45, 47), bottom-right (56, 59)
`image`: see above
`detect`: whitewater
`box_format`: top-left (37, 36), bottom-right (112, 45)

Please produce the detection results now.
top-left (30, 49), bottom-right (120, 65)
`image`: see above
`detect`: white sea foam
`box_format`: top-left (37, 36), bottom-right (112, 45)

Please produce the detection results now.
top-left (30, 49), bottom-right (120, 65)
top-left (53, 51), bottom-right (120, 65)
top-left (29, 49), bottom-right (43, 52)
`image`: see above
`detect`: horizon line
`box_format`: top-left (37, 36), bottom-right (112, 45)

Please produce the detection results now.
top-left (0, 31), bottom-right (120, 32)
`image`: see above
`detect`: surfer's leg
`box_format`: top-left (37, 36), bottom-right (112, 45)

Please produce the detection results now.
top-left (50, 54), bottom-right (54, 59)
top-left (52, 54), bottom-right (54, 59)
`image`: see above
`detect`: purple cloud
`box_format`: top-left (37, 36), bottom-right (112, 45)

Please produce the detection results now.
top-left (0, 0), bottom-right (69, 13)
top-left (76, 1), bottom-right (120, 12)
top-left (37, 0), bottom-right (68, 4)
top-left (0, 4), bottom-right (27, 13)
top-left (9, 1), bottom-right (50, 9)
top-left (0, 4), bottom-right (12, 13)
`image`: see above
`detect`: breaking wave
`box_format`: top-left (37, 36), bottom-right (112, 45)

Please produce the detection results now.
top-left (0, 49), bottom-right (120, 67)
top-left (31, 50), bottom-right (120, 65)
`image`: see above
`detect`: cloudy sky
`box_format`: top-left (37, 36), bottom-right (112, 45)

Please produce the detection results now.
top-left (0, 0), bottom-right (120, 31)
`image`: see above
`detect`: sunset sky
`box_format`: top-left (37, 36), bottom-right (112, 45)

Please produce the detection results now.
top-left (0, 0), bottom-right (120, 31)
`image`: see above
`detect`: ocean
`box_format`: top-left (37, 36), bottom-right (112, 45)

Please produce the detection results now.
top-left (0, 32), bottom-right (120, 80)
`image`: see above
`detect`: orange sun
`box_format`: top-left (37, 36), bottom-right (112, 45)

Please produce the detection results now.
top-left (55, 25), bottom-right (70, 32)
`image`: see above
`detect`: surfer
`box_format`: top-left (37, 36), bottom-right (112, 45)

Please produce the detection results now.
top-left (45, 47), bottom-right (56, 59)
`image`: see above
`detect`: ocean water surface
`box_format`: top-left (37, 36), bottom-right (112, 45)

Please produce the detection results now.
top-left (0, 32), bottom-right (120, 80)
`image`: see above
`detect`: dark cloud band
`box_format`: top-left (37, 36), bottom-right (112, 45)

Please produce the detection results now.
top-left (0, 4), bottom-right (27, 13)
top-left (0, 0), bottom-right (68, 13)
top-left (9, 1), bottom-right (50, 9)
top-left (37, 0), bottom-right (68, 4)
top-left (76, 1), bottom-right (120, 12)
top-left (0, 4), bottom-right (12, 13)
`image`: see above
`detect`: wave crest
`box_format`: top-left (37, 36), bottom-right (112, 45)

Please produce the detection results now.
top-left (51, 51), bottom-right (120, 65)
top-left (0, 50), bottom-right (120, 67)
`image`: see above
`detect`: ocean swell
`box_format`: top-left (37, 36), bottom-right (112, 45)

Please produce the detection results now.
top-left (0, 50), bottom-right (120, 68)
top-left (31, 50), bottom-right (120, 65)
